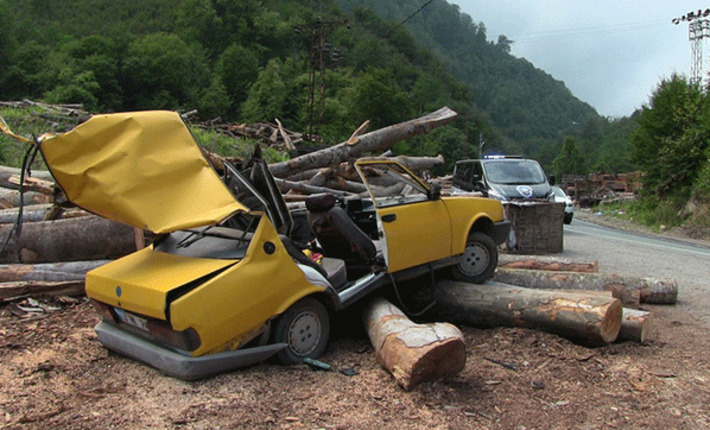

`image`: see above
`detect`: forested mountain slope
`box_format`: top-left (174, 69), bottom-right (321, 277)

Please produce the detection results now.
top-left (335, 0), bottom-right (600, 159)
top-left (0, 0), bottom-right (631, 174)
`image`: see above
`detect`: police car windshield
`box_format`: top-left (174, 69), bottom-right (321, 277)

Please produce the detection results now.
top-left (482, 160), bottom-right (546, 185)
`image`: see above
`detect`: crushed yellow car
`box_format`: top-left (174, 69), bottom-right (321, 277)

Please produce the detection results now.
top-left (2, 111), bottom-right (509, 379)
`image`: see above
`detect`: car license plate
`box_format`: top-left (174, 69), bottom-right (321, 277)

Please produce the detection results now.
top-left (114, 307), bottom-right (149, 331)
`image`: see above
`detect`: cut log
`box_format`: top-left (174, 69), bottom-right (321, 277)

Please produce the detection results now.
top-left (0, 188), bottom-right (51, 208)
top-left (363, 297), bottom-right (466, 390)
top-left (274, 177), bottom-right (356, 197)
top-left (0, 215), bottom-right (136, 264)
top-left (0, 205), bottom-right (88, 224)
top-left (433, 280), bottom-right (622, 345)
top-left (0, 260), bottom-right (109, 282)
top-left (498, 254), bottom-right (599, 273)
top-left (619, 308), bottom-right (652, 343)
top-left (0, 280), bottom-right (85, 300)
top-left (357, 154), bottom-right (445, 172)
top-left (269, 106), bottom-right (457, 178)
top-left (494, 268), bottom-right (678, 305)
top-left (0, 166), bottom-right (54, 190)
top-left (8, 175), bottom-right (55, 195)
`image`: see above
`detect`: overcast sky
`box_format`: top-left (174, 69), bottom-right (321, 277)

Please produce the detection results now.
top-left (452, 1), bottom-right (705, 118)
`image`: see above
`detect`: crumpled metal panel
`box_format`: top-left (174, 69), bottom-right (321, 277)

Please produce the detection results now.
top-left (38, 111), bottom-right (245, 233)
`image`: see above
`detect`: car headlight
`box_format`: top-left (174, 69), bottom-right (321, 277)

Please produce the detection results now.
top-left (487, 189), bottom-right (507, 201)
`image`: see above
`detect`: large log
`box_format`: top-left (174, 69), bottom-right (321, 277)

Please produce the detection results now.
top-left (269, 107), bottom-right (457, 178)
top-left (433, 280), bottom-right (622, 345)
top-left (494, 268), bottom-right (678, 304)
top-left (0, 205), bottom-right (88, 224)
top-left (0, 188), bottom-right (51, 208)
top-left (498, 254), bottom-right (599, 273)
top-left (0, 280), bottom-right (85, 301)
top-left (0, 166), bottom-right (54, 190)
top-left (0, 260), bottom-right (110, 282)
top-left (363, 297), bottom-right (466, 390)
top-left (0, 215), bottom-right (136, 263)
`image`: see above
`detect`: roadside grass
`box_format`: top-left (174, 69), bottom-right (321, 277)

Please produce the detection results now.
top-left (594, 196), bottom-right (689, 232)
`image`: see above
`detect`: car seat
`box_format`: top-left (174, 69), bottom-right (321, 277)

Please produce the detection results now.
top-left (306, 193), bottom-right (377, 279)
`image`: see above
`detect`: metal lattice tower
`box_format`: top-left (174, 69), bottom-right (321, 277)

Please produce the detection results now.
top-left (689, 19), bottom-right (710, 85)
top-left (673, 9), bottom-right (710, 86)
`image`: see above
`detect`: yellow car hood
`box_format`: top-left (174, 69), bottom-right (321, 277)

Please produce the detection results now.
top-left (36, 111), bottom-right (245, 233)
top-left (86, 247), bottom-right (236, 320)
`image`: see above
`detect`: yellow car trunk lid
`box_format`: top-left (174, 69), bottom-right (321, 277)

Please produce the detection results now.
top-left (86, 247), bottom-right (236, 320)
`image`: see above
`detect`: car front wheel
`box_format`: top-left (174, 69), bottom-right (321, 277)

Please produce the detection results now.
top-left (273, 297), bottom-right (330, 364)
top-left (452, 231), bottom-right (498, 284)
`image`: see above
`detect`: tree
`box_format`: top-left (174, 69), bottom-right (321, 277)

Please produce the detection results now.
top-left (216, 43), bottom-right (260, 116)
top-left (347, 67), bottom-right (412, 129)
top-left (240, 58), bottom-right (288, 122)
top-left (553, 136), bottom-right (586, 179)
top-left (631, 74), bottom-right (707, 197)
top-left (122, 32), bottom-right (208, 110)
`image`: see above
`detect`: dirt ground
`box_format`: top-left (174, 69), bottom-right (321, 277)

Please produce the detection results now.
top-left (2, 218), bottom-right (710, 429)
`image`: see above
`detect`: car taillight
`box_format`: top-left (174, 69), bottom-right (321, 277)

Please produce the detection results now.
top-left (147, 320), bottom-right (201, 352)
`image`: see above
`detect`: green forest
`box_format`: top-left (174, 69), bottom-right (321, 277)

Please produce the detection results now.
top-left (0, 0), bottom-right (707, 227)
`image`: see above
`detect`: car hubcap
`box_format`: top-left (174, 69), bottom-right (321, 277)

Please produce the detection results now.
top-left (460, 243), bottom-right (489, 276)
top-left (287, 311), bottom-right (321, 356)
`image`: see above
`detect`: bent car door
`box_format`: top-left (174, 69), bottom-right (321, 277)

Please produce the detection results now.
top-left (355, 160), bottom-right (452, 273)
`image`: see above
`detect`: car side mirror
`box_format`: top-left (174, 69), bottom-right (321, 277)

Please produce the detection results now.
top-left (428, 182), bottom-right (442, 200)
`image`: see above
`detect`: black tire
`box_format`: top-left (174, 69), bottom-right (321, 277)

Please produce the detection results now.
top-left (564, 213), bottom-right (573, 224)
top-left (452, 231), bottom-right (498, 284)
top-left (273, 297), bottom-right (330, 364)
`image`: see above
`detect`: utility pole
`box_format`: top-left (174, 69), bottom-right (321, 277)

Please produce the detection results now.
top-left (673, 8), bottom-right (710, 86)
top-left (294, 18), bottom-right (348, 139)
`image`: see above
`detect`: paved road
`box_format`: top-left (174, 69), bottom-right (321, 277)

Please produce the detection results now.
top-left (560, 219), bottom-right (710, 326)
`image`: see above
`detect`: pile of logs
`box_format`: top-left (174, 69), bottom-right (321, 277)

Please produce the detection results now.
top-left (197, 117), bottom-right (306, 151)
top-left (365, 254), bottom-right (673, 390)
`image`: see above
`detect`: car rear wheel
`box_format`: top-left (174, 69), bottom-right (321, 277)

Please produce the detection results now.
top-left (273, 298), bottom-right (330, 364)
top-left (452, 231), bottom-right (498, 284)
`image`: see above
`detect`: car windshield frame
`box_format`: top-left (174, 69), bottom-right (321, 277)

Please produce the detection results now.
top-left (482, 160), bottom-right (547, 185)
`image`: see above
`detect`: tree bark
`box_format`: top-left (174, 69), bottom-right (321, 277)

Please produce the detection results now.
top-left (493, 268), bottom-right (677, 305)
top-left (0, 188), bottom-right (51, 208)
top-left (0, 205), bottom-right (88, 224)
top-left (269, 106), bottom-right (458, 178)
top-left (498, 254), bottom-right (599, 273)
top-left (0, 166), bottom-right (54, 190)
top-left (0, 260), bottom-right (110, 282)
top-left (433, 280), bottom-right (622, 345)
top-left (619, 308), bottom-right (652, 343)
top-left (363, 297), bottom-right (466, 391)
top-left (0, 215), bottom-right (136, 264)
top-left (0, 280), bottom-right (85, 301)
top-left (274, 177), bottom-right (356, 197)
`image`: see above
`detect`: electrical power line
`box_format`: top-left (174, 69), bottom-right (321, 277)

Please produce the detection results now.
top-left (509, 19), bottom-right (667, 45)
top-left (385, 0), bottom-right (436, 38)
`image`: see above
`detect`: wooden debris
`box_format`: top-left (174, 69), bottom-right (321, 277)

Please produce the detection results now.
top-left (363, 297), bottom-right (466, 390)
top-left (0, 215), bottom-right (136, 264)
top-left (0, 280), bottom-right (85, 301)
top-left (0, 260), bottom-right (109, 282)
top-left (433, 280), bottom-right (623, 345)
top-left (8, 175), bottom-right (55, 195)
top-left (498, 254), bottom-right (599, 273)
top-left (493, 268), bottom-right (678, 304)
